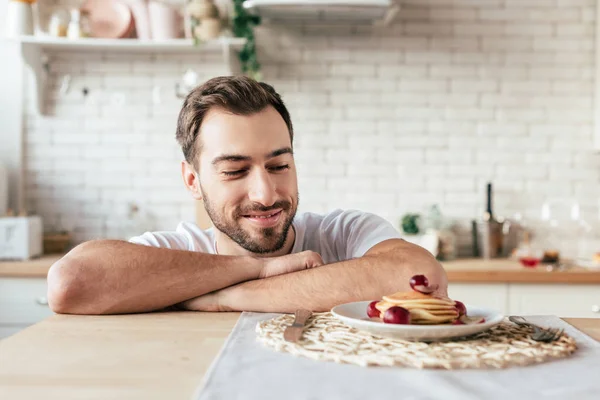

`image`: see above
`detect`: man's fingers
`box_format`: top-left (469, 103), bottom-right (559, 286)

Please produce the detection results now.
top-left (299, 251), bottom-right (323, 269)
top-left (260, 251), bottom-right (325, 278)
top-left (309, 252), bottom-right (324, 268)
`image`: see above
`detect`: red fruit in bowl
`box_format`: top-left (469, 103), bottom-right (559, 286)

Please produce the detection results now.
top-left (452, 319), bottom-right (465, 325)
top-left (367, 301), bottom-right (380, 318)
top-left (454, 300), bottom-right (467, 317)
top-left (383, 306), bottom-right (411, 324)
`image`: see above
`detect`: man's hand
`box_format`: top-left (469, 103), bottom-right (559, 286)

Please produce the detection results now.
top-left (178, 251), bottom-right (324, 312)
top-left (258, 250), bottom-right (324, 279)
top-left (178, 290), bottom-right (224, 312)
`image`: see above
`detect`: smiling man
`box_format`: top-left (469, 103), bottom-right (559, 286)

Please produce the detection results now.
top-left (47, 76), bottom-right (447, 315)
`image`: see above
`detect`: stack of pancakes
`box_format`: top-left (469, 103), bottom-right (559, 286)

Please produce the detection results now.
top-left (375, 290), bottom-right (459, 325)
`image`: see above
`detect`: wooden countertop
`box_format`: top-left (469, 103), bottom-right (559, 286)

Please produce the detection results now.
top-left (443, 258), bottom-right (600, 284)
top-left (0, 312), bottom-right (597, 400)
top-left (0, 254), bottom-right (61, 278)
top-left (3, 254), bottom-right (600, 284)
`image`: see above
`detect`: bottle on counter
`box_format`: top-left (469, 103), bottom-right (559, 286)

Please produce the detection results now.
top-left (475, 182), bottom-right (505, 259)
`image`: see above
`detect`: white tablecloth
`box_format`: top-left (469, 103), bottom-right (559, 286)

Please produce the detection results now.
top-left (195, 313), bottom-right (600, 400)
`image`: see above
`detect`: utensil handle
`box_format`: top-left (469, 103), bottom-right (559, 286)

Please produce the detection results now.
top-left (294, 309), bottom-right (312, 326)
top-left (509, 316), bottom-right (541, 332)
top-left (486, 182), bottom-right (493, 218)
top-left (508, 316), bottom-right (539, 331)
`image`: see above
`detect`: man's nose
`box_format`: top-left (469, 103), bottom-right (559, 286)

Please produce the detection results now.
top-left (247, 169), bottom-right (277, 207)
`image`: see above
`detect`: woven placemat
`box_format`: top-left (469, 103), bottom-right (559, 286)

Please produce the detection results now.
top-left (256, 312), bottom-right (578, 369)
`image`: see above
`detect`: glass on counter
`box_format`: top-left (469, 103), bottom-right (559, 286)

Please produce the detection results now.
top-left (513, 231), bottom-right (543, 268)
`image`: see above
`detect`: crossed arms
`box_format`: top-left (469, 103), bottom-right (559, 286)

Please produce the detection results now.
top-left (47, 238), bottom-right (447, 315)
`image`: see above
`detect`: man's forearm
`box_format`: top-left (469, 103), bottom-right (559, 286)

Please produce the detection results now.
top-left (219, 244), bottom-right (447, 313)
top-left (47, 240), bottom-right (262, 315)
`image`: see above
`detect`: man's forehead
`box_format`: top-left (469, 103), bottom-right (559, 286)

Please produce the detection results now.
top-left (199, 107), bottom-right (292, 160)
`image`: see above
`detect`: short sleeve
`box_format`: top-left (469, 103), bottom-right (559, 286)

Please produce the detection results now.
top-left (127, 222), bottom-right (215, 253)
top-left (322, 210), bottom-right (402, 260)
top-left (129, 231), bottom-right (191, 250)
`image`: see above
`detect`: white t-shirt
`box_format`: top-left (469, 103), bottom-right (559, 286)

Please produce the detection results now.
top-left (129, 209), bottom-right (402, 264)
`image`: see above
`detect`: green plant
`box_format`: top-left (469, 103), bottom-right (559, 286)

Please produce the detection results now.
top-left (401, 214), bottom-right (421, 235)
top-left (232, 0), bottom-right (261, 79)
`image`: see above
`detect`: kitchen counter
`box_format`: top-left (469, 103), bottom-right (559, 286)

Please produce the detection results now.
top-left (0, 312), bottom-right (597, 399)
top-left (2, 255), bottom-right (600, 284)
top-left (0, 254), bottom-right (61, 278)
top-left (442, 258), bottom-right (600, 284)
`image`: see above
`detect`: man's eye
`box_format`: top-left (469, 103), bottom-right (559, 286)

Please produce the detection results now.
top-left (222, 170), bottom-right (246, 177)
top-left (269, 165), bottom-right (290, 172)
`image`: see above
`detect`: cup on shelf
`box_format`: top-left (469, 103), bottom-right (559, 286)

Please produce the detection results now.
top-left (148, 0), bottom-right (183, 40)
top-left (6, 0), bottom-right (36, 37)
top-left (123, 0), bottom-right (152, 39)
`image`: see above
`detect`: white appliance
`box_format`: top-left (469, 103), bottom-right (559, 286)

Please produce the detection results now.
top-left (243, 0), bottom-right (399, 25)
top-left (0, 162), bottom-right (7, 217)
top-left (0, 216), bottom-right (43, 260)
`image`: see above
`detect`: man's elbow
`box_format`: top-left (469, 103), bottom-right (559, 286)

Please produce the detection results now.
top-left (47, 242), bottom-right (103, 314)
top-left (413, 247), bottom-right (448, 296)
top-left (428, 260), bottom-right (448, 297)
top-left (386, 242), bottom-right (449, 296)
top-left (47, 256), bottom-right (83, 314)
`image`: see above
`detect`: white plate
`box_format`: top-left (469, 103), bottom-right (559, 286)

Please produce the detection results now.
top-left (331, 301), bottom-right (504, 342)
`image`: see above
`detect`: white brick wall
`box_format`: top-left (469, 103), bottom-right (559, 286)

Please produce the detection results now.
top-left (24, 0), bottom-right (600, 256)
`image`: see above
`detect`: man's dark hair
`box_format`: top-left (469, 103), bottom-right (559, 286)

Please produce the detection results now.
top-left (175, 76), bottom-right (294, 169)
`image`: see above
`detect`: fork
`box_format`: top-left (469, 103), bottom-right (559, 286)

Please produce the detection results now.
top-left (508, 316), bottom-right (564, 342)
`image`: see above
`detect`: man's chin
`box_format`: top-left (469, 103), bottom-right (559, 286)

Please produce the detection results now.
top-left (243, 228), bottom-right (288, 253)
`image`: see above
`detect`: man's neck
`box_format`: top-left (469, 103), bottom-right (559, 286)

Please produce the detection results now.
top-left (214, 226), bottom-right (296, 258)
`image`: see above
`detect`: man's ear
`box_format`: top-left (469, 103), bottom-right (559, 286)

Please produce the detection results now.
top-left (181, 160), bottom-right (203, 200)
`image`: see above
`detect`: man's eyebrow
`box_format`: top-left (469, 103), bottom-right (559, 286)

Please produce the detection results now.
top-left (211, 154), bottom-right (251, 166)
top-left (268, 147), bottom-right (293, 159)
top-left (212, 147), bottom-right (293, 166)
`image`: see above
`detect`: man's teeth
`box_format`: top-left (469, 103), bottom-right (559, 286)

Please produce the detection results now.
top-left (248, 213), bottom-right (276, 218)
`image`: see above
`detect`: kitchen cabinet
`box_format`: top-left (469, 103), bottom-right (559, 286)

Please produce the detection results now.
top-left (448, 283), bottom-right (509, 314)
top-left (0, 277), bottom-right (54, 339)
top-left (509, 284), bottom-right (600, 319)
top-left (451, 282), bottom-right (600, 318)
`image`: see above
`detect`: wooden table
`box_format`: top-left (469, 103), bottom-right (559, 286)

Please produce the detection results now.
top-left (0, 312), bottom-right (598, 400)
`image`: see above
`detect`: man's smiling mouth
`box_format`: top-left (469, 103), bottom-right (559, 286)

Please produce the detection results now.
top-left (242, 210), bottom-right (283, 226)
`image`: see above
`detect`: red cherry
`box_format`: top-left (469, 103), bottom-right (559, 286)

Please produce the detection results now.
top-left (409, 275), bottom-right (429, 289)
top-left (452, 319), bottom-right (465, 325)
top-left (454, 300), bottom-right (467, 317)
top-left (479, 318), bottom-right (486, 324)
top-left (412, 284), bottom-right (439, 294)
top-left (367, 301), bottom-right (380, 318)
top-left (383, 306), bottom-right (411, 324)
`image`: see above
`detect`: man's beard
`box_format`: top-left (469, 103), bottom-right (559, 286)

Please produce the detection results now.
top-left (201, 187), bottom-right (298, 254)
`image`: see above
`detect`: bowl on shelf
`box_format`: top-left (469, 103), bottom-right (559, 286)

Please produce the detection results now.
top-left (81, 0), bottom-right (134, 38)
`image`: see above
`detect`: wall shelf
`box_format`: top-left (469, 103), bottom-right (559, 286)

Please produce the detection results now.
top-left (14, 36), bottom-right (247, 115)
top-left (17, 36), bottom-right (246, 53)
